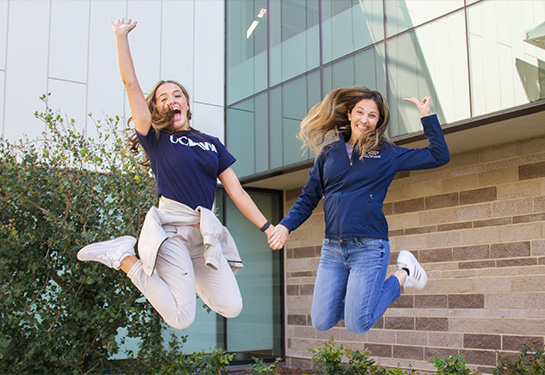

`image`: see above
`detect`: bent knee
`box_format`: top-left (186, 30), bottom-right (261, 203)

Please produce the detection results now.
top-left (345, 319), bottom-right (373, 334)
top-left (311, 314), bottom-right (336, 332)
top-left (165, 310), bottom-right (196, 330)
top-left (312, 321), bottom-right (333, 332)
top-left (167, 317), bottom-right (195, 330)
top-left (222, 300), bottom-right (243, 319)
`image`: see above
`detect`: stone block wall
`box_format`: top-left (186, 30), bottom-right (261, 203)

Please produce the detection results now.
top-left (283, 136), bottom-right (545, 374)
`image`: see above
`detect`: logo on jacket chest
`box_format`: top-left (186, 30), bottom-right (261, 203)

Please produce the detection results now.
top-left (363, 150), bottom-right (381, 159)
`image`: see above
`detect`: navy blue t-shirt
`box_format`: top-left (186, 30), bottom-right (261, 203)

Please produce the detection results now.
top-left (137, 128), bottom-right (236, 210)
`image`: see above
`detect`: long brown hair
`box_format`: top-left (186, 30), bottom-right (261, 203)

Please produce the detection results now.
top-left (299, 86), bottom-right (391, 160)
top-left (126, 80), bottom-right (192, 165)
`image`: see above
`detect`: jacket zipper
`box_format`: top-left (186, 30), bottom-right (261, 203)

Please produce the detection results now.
top-left (365, 193), bottom-right (374, 222)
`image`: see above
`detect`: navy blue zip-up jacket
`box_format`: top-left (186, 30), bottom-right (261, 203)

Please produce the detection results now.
top-left (279, 114), bottom-right (450, 240)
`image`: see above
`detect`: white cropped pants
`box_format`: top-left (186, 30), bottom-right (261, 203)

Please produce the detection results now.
top-left (127, 223), bottom-right (243, 329)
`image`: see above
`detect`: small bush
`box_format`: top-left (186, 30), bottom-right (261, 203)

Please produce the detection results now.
top-left (494, 343), bottom-right (545, 375)
top-left (309, 338), bottom-right (412, 375)
top-left (429, 355), bottom-right (475, 375)
top-left (309, 338), bottom-right (346, 374)
top-left (252, 357), bottom-right (282, 375)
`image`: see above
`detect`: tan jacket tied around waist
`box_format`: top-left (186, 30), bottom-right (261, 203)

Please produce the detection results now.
top-left (138, 196), bottom-right (243, 276)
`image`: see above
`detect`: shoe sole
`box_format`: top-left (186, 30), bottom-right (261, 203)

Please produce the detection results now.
top-left (77, 235), bottom-right (136, 261)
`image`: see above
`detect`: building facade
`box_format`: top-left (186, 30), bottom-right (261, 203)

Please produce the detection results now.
top-left (1, 0), bottom-right (545, 373)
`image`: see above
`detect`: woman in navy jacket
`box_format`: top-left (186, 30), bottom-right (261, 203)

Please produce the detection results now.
top-left (269, 87), bottom-right (450, 334)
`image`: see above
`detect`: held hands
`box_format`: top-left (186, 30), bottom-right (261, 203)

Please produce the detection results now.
top-left (403, 96), bottom-right (432, 117)
top-left (266, 224), bottom-right (290, 250)
top-left (110, 18), bottom-right (137, 37)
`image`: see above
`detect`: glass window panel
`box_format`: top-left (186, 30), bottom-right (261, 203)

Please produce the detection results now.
top-left (254, 92), bottom-right (270, 173)
top-left (270, 0), bottom-right (320, 86)
top-left (226, 102), bottom-right (255, 177)
top-left (269, 87), bottom-right (284, 169)
top-left (282, 77), bottom-right (309, 120)
top-left (354, 43), bottom-right (387, 92)
top-left (321, 0), bottom-right (384, 63)
top-left (305, 71), bottom-right (322, 160)
top-left (225, 190), bottom-right (282, 358)
top-left (385, 0), bottom-right (464, 37)
top-left (320, 45), bottom-right (387, 93)
top-left (282, 78), bottom-right (309, 164)
top-left (386, 11), bottom-right (470, 137)
top-left (226, 0), bottom-right (268, 104)
top-left (467, 0), bottom-right (545, 116)
top-left (321, 65), bottom-right (333, 95)
top-left (306, 70), bottom-right (322, 116)
top-left (283, 117), bottom-right (306, 165)
top-left (332, 56), bottom-right (356, 88)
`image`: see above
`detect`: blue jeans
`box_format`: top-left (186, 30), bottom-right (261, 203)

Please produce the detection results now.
top-left (310, 237), bottom-right (401, 334)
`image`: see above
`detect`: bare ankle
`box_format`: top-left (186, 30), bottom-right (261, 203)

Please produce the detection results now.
top-left (120, 255), bottom-right (138, 274)
top-left (394, 268), bottom-right (408, 286)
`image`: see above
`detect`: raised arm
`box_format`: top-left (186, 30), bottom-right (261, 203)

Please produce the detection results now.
top-left (397, 96), bottom-right (450, 169)
top-left (110, 18), bottom-right (151, 135)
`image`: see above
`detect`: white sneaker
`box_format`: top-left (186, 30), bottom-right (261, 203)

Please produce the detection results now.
top-left (77, 236), bottom-right (136, 270)
top-left (396, 250), bottom-right (427, 289)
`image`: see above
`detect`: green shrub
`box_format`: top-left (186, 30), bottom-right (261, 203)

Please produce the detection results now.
top-left (309, 338), bottom-right (415, 375)
top-left (429, 355), bottom-right (475, 375)
top-left (252, 357), bottom-right (282, 375)
top-left (0, 95), bottom-right (166, 374)
top-left (309, 338), bottom-right (346, 374)
top-left (494, 343), bottom-right (545, 375)
top-left (190, 346), bottom-right (235, 375)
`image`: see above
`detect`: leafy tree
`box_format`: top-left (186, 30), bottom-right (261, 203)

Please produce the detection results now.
top-left (0, 94), bottom-right (168, 374)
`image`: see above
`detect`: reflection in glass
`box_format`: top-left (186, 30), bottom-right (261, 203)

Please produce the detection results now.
top-left (226, 100), bottom-right (256, 177)
top-left (281, 76), bottom-right (316, 165)
top-left (467, 0), bottom-right (545, 116)
top-left (269, 0), bottom-right (320, 86)
top-left (387, 11), bottom-right (470, 137)
top-left (321, 0), bottom-right (383, 63)
top-left (321, 45), bottom-right (387, 94)
top-left (385, 0), bottom-right (464, 38)
top-left (226, 93), bottom-right (270, 177)
top-left (226, 0), bottom-right (268, 104)
top-left (269, 87), bottom-right (284, 170)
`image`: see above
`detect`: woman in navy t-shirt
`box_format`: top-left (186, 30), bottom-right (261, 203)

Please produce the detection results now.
top-left (77, 18), bottom-right (278, 329)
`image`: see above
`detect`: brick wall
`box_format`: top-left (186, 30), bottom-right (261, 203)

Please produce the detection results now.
top-left (283, 136), bottom-right (545, 374)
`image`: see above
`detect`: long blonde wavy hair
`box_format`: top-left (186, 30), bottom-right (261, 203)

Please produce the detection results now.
top-left (299, 86), bottom-right (392, 160)
top-left (125, 80), bottom-right (193, 165)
